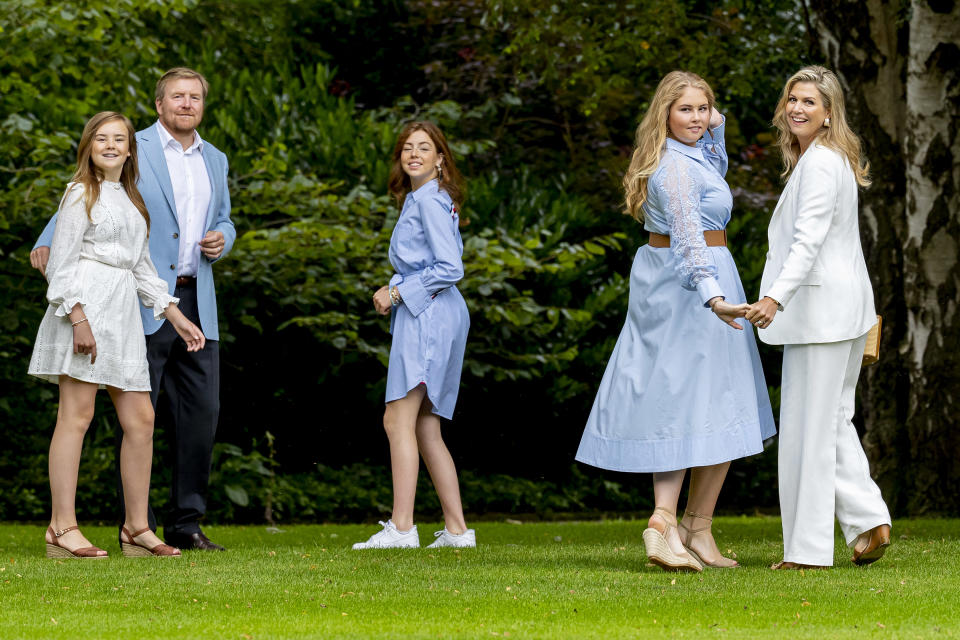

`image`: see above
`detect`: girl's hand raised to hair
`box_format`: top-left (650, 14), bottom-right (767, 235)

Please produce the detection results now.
top-left (710, 107), bottom-right (723, 129)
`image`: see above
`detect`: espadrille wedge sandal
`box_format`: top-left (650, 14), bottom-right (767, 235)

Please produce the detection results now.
top-left (120, 526), bottom-right (181, 558)
top-left (642, 507), bottom-right (702, 573)
top-left (678, 511), bottom-right (739, 568)
top-left (45, 526), bottom-right (108, 559)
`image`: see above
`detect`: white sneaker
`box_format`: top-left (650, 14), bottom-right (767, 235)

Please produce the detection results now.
top-left (351, 520), bottom-right (419, 549)
top-left (426, 528), bottom-right (476, 548)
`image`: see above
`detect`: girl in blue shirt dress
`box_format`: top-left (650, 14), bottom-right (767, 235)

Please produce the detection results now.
top-left (576, 72), bottom-right (776, 571)
top-left (353, 122), bottom-right (475, 550)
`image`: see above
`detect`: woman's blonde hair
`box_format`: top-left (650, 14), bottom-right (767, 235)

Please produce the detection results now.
top-left (623, 71), bottom-right (715, 222)
top-left (773, 65), bottom-right (870, 187)
top-left (66, 111), bottom-right (150, 230)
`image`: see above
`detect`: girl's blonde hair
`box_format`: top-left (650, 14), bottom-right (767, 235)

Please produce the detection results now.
top-left (623, 71), bottom-right (715, 222)
top-left (67, 111), bottom-right (150, 230)
top-left (773, 65), bottom-right (871, 187)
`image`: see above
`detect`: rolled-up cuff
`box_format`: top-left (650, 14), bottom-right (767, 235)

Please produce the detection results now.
top-left (396, 276), bottom-right (432, 317)
top-left (697, 277), bottom-right (724, 307)
top-left (54, 295), bottom-right (83, 317)
top-left (702, 116), bottom-right (726, 148)
top-left (152, 294), bottom-right (180, 320)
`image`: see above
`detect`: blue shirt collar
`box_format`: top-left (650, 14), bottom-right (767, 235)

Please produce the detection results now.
top-left (665, 137), bottom-right (704, 161)
top-left (409, 178), bottom-right (440, 203)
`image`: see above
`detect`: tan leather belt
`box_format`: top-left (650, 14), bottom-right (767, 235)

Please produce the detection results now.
top-left (648, 229), bottom-right (727, 248)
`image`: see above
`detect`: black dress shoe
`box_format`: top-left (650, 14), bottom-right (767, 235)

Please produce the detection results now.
top-left (164, 530), bottom-right (226, 551)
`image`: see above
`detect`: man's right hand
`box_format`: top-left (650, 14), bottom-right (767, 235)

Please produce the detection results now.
top-left (30, 246), bottom-right (50, 276)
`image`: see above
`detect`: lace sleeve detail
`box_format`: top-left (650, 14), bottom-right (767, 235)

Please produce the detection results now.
top-left (132, 232), bottom-right (178, 320)
top-left (657, 153), bottom-right (723, 304)
top-left (45, 183), bottom-right (90, 316)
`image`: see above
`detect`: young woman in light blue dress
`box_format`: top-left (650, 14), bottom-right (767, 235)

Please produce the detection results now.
top-left (576, 71), bottom-right (776, 572)
top-left (353, 122), bottom-right (475, 550)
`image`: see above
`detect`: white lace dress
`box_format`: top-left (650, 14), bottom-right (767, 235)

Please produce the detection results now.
top-left (28, 181), bottom-right (177, 391)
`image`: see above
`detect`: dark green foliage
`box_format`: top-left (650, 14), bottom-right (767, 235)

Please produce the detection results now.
top-left (0, 0), bottom-right (803, 522)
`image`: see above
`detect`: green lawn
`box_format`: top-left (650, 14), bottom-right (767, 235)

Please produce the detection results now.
top-left (1, 518), bottom-right (957, 639)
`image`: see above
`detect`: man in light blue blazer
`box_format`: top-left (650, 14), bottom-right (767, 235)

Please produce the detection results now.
top-left (31, 67), bottom-right (235, 551)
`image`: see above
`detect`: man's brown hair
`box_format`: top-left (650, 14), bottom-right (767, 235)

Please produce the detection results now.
top-left (155, 67), bottom-right (210, 102)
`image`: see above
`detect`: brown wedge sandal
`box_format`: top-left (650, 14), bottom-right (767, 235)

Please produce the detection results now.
top-left (678, 511), bottom-right (739, 569)
top-left (45, 526), bottom-right (108, 559)
top-left (120, 527), bottom-right (181, 558)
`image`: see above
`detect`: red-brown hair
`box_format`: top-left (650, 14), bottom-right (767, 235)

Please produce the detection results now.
top-left (67, 111), bottom-right (150, 231)
top-left (387, 121), bottom-right (465, 209)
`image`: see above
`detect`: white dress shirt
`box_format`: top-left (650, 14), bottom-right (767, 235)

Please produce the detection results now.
top-left (156, 121), bottom-right (211, 277)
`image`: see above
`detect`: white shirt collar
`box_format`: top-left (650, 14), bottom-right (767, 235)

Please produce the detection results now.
top-left (155, 120), bottom-right (204, 154)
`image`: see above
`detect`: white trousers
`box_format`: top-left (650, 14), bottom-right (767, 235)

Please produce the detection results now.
top-left (778, 334), bottom-right (891, 565)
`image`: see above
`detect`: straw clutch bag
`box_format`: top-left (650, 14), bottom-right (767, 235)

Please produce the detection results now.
top-left (862, 315), bottom-right (882, 366)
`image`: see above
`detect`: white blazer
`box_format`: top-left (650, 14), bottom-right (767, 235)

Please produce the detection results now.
top-left (758, 143), bottom-right (876, 345)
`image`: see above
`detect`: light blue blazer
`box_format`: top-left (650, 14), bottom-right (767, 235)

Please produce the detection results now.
top-left (34, 124), bottom-right (236, 340)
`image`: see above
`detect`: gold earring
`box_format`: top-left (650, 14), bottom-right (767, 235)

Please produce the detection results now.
top-left (437, 165), bottom-right (442, 179)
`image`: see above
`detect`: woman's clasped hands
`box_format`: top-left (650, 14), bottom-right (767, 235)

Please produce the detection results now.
top-left (744, 297), bottom-right (779, 329)
top-left (708, 296), bottom-right (750, 330)
top-left (708, 296), bottom-right (779, 330)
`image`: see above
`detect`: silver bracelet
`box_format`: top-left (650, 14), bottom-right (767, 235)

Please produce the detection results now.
top-left (71, 317), bottom-right (88, 327)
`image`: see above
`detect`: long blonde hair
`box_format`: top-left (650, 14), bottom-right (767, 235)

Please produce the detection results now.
top-left (773, 65), bottom-right (871, 187)
top-left (66, 111), bottom-right (150, 230)
top-left (623, 71), bottom-right (715, 222)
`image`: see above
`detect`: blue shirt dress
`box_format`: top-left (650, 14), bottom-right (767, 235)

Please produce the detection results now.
top-left (385, 180), bottom-right (469, 419)
top-left (575, 122), bottom-right (776, 472)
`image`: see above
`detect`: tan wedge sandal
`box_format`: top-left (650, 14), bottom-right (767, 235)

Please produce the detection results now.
top-left (678, 511), bottom-right (739, 569)
top-left (45, 526), bottom-right (108, 559)
top-left (120, 527), bottom-right (181, 558)
top-left (642, 507), bottom-right (703, 573)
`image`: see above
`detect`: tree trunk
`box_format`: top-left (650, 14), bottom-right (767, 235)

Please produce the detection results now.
top-left (807, 0), bottom-right (960, 514)
top-left (901, 0), bottom-right (960, 514)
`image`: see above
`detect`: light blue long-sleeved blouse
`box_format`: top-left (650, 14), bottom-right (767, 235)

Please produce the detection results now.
top-left (642, 120), bottom-right (731, 306)
top-left (388, 181), bottom-right (464, 316)
top-left (385, 180), bottom-right (469, 419)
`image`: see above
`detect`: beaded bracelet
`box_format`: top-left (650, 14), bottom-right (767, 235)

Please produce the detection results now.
top-left (71, 317), bottom-right (88, 327)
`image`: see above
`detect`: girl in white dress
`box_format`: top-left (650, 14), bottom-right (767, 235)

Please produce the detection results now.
top-left (28, 112), bottom-right (205, 558)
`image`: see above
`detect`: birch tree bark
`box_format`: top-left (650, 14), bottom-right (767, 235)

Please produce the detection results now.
top-left (807, 0), bottom-right (960, 513)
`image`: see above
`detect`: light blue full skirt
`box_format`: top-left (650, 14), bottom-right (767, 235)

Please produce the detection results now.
top-left (576, 245), bottom-right (776, 473)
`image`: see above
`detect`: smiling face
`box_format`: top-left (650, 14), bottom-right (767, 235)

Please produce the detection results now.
top-left (90, 119), bottom-right (131, 181)
top-left (401, 129), bottom-right (443, 189)
top-left (156, 77), bottom-right (205, 137)
top-left (786, 81), bottom-right (829, 150)
top-left (667, 87), bottom-right (710, 147)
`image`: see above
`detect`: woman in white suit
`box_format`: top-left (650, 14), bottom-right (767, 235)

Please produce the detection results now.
top-left (746, 66), bottom-right (892, 569)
